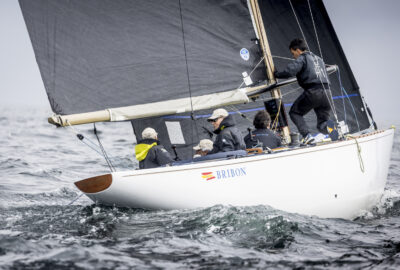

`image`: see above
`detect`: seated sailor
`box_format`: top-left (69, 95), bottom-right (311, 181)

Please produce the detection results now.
top-left (207, 108), bottom-right (246, 154)
top-left (244, 110), bottom-right (282, 149)
top-left (193, 139), bottom-right (213, 158)
top-left (135, 127), bottom-right (173, 169)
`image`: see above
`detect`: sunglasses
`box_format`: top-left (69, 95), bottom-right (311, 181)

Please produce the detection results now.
top-left (207, 118), bottom-right (220, 123)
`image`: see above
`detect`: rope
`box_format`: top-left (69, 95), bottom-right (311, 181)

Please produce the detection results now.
top-left (288, 0), bottom-right (309, 50)
top-left (337, 68), bottom-right (361, 131)
top-left (67, 193), bottom-right (84, 205)
top-left (178, 0), bottom-right (199, 156)
top-left (289, 0), bottom-right (340, 129)
top-left (305, 1), bottom-right (339, 124)
top-left (236, 56), bottom-right (265, 90)
top-left (66, 120), bottom-right (116, 172)
top-left (66, 122), bottom-right (103, 155)
top-left (270, 98), bottom-right (283, 131)
top-left (93, 123), bottom-right (115, 172)
top-left (272, 55), bottom-right (295, 61)
top-left (65, 121), bottom-right (123, 165)
top-left (346, 135), bottom-right (365, 173)
top-left (307, 0), bottom-right (323, 59)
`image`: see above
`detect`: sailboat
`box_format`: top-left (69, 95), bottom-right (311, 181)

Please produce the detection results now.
top-left (19, 0), bottom-right (394, 219)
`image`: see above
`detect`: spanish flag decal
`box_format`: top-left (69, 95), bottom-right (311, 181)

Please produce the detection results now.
top-left (202, 172), bottom-right (215, 181)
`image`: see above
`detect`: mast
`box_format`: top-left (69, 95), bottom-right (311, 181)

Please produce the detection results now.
top-left (248, 0), bottom-right (291, 143)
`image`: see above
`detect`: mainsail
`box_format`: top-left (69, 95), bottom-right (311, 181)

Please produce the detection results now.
top-left (20, 0), bottom-right (373, 160)
top-left (19, 0), bottom-right (266, 123)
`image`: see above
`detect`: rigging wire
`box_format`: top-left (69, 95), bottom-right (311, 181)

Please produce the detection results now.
top-left (65, 120), bottom-right (116, 172)
top-left (93, 123), bottom-right (115, 172)
top-left (236, 56), bottom-right (265, 90)
top-left (305, 1), bottom-right (340, 124)
top-left (178, 0), bottom-right (199, 155)
top-left (65, 121), bottom-right (121, 164)
top-left (307, 0), bottom-right (323, 59)
top-left (337, 68), bottom-right (361, 131)
top-left (288, 0), bottom-right (340, 128)
top-left (272, 55), bottom-right (295, 61)
top-left (288, 0), bottom-right (310, 50)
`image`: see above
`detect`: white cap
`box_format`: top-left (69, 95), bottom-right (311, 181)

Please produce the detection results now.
top-left (193, 139), bottom-right (213, 151)
top-left (208, 108), bottom-right (229, 121)
top-left (142, 127), bottom-right (158, 139)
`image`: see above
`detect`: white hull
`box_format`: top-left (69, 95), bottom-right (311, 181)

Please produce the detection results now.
top-left (75, 129), bottom-right (394, 219)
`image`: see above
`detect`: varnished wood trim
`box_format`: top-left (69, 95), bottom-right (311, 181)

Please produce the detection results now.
top-left (246, 148), bottom-right (264, 154)
top-left (75, 174), bottom-right (112, 193)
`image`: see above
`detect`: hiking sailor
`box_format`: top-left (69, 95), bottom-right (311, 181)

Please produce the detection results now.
top-left (207, 108), bottom-right (246, 154)
top-left (135, 127), bottom-right (173, 169)
top-left (274, 38), bottom-right (331, 143)
top-left (244, 110), bottom-right (282, 149)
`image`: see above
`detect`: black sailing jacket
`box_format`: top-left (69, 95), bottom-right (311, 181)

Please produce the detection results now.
top-left (135, 139), bottom-right (173, 169)
top-left (244, 128), bottom-right (282, 149)
top-left (209, 115), bottom-right (246, 154)
top-left (274, 51), bottom-right (330, 90)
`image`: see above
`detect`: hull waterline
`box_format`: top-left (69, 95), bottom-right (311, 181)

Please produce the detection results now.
top-left (75, 129), bottom-right (395, 219)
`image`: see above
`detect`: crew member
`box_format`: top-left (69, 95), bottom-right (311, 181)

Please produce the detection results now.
top-left (244, 110), bottom-right (282, 149)
top-left (135, 127), bottom-right (173, 169)
top-left (207, 108), bottom-right (246, 154)
top-left (274, 38), bottom-right (331, 143)
top-left (193, 139), bottom-right (213, 158)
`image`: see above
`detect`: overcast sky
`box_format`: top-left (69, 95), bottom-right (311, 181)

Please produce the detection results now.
top-left (0, 0), bottom-right (399, 124)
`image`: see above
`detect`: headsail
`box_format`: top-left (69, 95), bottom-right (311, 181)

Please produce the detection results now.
top-left (257, 0), bottom-right (371, 133)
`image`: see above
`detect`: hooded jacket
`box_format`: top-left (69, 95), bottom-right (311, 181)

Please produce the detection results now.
top-left (135, 139), bottom-right (173, 169)
top-left (209, 115), bottom-right (246, 154)
top-left (274, 51), bottom-right (330, 90)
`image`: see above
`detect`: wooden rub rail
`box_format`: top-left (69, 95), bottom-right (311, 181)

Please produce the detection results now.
top-left (75, 174), bottom-right (112, 193)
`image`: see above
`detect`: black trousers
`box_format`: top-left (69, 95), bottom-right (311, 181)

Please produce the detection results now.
top-left (289, 88), bottom-right (331, 137)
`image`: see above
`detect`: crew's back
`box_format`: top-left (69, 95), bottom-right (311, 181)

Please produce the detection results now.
top-left (135, 127), bottom-right (173, 169)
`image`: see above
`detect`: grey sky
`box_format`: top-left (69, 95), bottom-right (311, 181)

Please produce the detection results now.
top-left (0, 0), bottom-right (399, 124)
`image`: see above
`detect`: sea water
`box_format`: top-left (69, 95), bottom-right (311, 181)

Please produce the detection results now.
top-left (0, 106), bottom-right (399, 269)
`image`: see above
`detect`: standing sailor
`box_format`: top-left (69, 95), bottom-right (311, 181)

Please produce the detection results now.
top-left (207, 108), bottom-right (246, 154)
top-left (135, 127), bottom-right (173, 169)
top-left (274, 38), bottom-right (331, 143)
